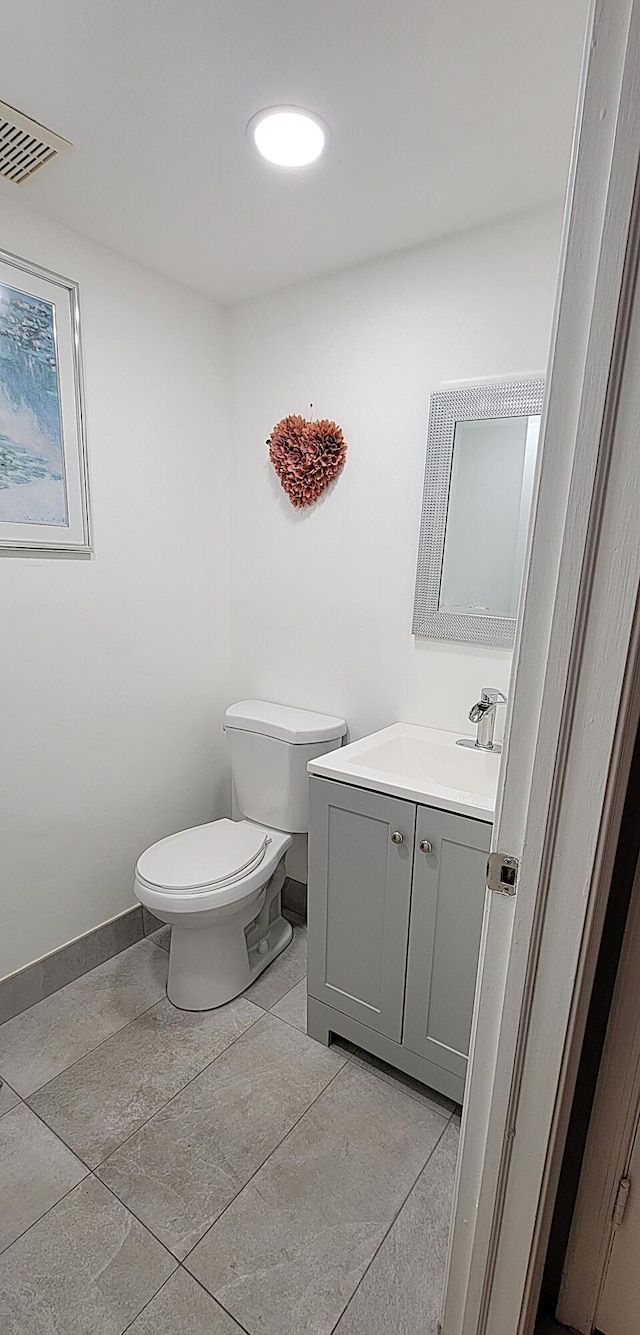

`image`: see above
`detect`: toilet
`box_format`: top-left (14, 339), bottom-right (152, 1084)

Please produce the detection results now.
top-left (134, 700), bottom-right (346, 1010)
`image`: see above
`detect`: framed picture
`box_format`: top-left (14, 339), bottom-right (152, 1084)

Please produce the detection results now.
top-left (0, 248), bottom-right (91, 553)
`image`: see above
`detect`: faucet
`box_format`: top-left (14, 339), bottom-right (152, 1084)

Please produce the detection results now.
top-left (457, 687), bottom-right (507, 753)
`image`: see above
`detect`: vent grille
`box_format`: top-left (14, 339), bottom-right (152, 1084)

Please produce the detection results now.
top-left (0, 100), bottom-right (71, 184)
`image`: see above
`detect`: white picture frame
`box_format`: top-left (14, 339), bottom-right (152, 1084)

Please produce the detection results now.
top-left (0, 247), bottom-right (91, 554)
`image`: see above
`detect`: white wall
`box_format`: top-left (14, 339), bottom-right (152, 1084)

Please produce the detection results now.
top-left (228, 209), bottom-right (562, 879)
top-left (0, 195), bottom-right (230, 980)
top-left (0, 201), bottom-right (563, 974)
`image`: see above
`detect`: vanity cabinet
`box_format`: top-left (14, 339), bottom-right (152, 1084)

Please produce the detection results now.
top-left (307, 777), bottom-right (491, 1103)
top-left (306, 780), bottom-right (416, 1042)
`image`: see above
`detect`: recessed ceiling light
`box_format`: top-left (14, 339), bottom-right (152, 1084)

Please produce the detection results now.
top-left (247, 107), bottom-right (327, 167)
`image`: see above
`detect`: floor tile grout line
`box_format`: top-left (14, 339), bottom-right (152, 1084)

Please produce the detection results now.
top-left (179, 1057), bottom-right (349, 1269)
top-left (326, 1114), bottom-right (456, 1335)
top-left (264, 1014), bottom-right (305, 1037)
top-left (185, 1068), bottom-right (452, 1331)
top-left (16, 957), bottom-right (300, 1175)
top-left (8, 999), bottom-right (343, 1264)
top-left (4, 928), bottom-right (301, 1101)
top-left (93, 1168), bottom-right (193, 1263)
top-left (22, 988), bottom-right (265, 1136)
top-left (18, 1005), bottom-right (269, 1178)
top-left (182, 1268), bottom-right (254, 1335)
top-left (0, 1093), bottom-right (21, 1119)
top-left (88, 1005), bottom-right (269, 1174)
top-left (117, 1265), bottom-right (257, 1335)
top-left (344, 1050), bottom-right (456, 1116)
top-left (348, 1057), bottom-right (453, 1119)
top-left (2, 1026), bottom-right (453, 1335)
top-left (2, 1055), bottom-right (320, 1333)
top-left (247, 967), bottom-right (308, 1010)
top-left (15, 989), bottom-right (171, 1102)
top-left (0, 935), bottom-right (168, 1040)
top-left (11, 1096), bottom-right (97, 1173)
top-left (0, 1162), bottom-right (91, 1259)
top-left (9, 965), bottom-right (446, 1140)
top-left (264, 999), bottom-right (453, 1116)
top-left (92, 1045), bottom-right (350, 1269)
top-left (1, 937), bottom-right (313, 1270)
top-left (119, 1269), bottom-right (178, 1335)
top-left (17, 988), bottom-right (169, 1104)
top-left (264, 983), bottom-right (455, 1118)
top-left (48, 1037), bottom-right (446, 1278)
top-left (3, 933), bottom-right (455, 1328)
top-left (0, 929), bottom-right (295, 1100)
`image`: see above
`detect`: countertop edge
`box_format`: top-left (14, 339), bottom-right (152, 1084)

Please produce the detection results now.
top-left (307, 761), bottom-right (495, 823)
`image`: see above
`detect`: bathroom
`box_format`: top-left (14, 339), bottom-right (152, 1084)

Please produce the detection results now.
top-left (3, 3), bottom-right (639, 1333)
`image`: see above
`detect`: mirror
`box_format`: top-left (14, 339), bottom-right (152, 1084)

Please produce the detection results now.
top-left (413, 378), bottom-right (544, 646)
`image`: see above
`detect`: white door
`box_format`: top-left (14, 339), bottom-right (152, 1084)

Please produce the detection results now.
top-left (596, 1117), bottom-right (640, 1335)
top-left (442, 3), bottom-right (640, 1334)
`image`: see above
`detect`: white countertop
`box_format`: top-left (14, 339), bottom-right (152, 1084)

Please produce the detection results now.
top-left (308, 721), bottom-right (499, 821)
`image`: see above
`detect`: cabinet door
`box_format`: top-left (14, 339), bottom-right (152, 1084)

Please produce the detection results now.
top-left (307, 778), bottom-right (416, 1041)
top-left (403, 806), bottom-right (491, 1086)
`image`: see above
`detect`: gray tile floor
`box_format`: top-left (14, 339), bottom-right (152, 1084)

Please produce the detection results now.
top-left (0, 921), bottom-right (460, 1335)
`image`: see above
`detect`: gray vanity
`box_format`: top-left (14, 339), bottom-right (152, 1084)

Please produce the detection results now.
top-left (306, 722), bottom-right (499, 1104)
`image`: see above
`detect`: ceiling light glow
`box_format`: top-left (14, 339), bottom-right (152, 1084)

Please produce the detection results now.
top-left (248, 107), bottom-right (327, 167)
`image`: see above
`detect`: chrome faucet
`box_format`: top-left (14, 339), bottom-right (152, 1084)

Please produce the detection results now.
top-left (457, 687), bottom-right (507, 753)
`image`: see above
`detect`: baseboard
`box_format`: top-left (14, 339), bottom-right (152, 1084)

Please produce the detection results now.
top-left (0, 906), bottom-right (145, 1025)
top-left (0, 881), bottom-right (306, 1028)
top-left (141, 905), bottom-right (164, 936)
top-left (283, 876), bottom-right (307, 921)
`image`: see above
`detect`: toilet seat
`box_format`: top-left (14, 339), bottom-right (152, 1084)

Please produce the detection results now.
top-left (136, 818), bottom-right (270, 894)
top-left (134, 819), bottom-right (291, 917)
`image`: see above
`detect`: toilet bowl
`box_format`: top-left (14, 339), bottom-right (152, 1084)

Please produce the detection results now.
top-left (134, 700), bottom-right (346, 1010)
top-left (135, 818), bottom-right (292, 1009)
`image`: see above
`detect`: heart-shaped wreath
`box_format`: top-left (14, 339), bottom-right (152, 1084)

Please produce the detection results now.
top-left (267, 413), bottom-right (347, 508)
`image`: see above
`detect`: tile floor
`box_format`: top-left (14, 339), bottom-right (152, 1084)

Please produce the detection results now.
top-left (0, 920), bottom-right (460, 1335)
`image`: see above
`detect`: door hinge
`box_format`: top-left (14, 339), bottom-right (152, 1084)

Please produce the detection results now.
top-left (487, 852), bottom-right (519, 896)
top-left (612, 1176), bottom-right (631, 1228)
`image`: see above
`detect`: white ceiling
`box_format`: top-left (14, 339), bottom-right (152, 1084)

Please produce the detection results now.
top-left (0, 1), bottom-right (587, 305)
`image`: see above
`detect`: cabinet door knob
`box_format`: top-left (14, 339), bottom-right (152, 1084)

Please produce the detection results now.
top-left (419, 839), bottom-right (433, 854)
top-left (391, 830), bottom-right (404, 845)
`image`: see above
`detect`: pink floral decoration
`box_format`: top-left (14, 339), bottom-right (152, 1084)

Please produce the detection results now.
top-left (267, 414), bottom-right (347, 508)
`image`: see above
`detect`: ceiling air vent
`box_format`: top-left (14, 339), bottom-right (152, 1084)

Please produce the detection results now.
top-left (0, 99), bottom-right (71, 184)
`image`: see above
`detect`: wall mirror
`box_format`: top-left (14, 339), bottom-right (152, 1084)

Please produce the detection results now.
top-left (412, 377), bottom-right (545, 647)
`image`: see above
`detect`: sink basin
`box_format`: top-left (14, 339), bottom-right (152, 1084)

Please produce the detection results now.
top-left (307, 722), bottom-right (500, 820)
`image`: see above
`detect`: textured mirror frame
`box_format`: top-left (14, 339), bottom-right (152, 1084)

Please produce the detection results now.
top-left (412, 377), bottom-right (545, 647)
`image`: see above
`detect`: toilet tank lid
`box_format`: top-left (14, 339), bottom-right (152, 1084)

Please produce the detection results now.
top-left (224, 700), bottom-right (347, 745)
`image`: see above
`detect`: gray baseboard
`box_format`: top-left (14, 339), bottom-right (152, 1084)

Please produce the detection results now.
top-left (141, 906), bottom-right (165, 936)
top-left (283, 876), bottom-right (307, 921)
top-left (0, 907), bottom-right (145, 1026)
top-left (0, 881), bottom-right (307, 1028)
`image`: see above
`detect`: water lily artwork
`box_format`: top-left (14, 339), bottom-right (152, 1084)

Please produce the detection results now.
top-left (0, 250), bottom-right (90, 553)
top-left (0, 286), bottom-right (66, 524)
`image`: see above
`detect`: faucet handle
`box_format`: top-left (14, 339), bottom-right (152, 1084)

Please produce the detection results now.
top-left (480, 687), bottom-right (507, 705)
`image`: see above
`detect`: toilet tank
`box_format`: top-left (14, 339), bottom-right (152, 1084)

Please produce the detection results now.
top-left (224, 700), bottom-right (347, 833)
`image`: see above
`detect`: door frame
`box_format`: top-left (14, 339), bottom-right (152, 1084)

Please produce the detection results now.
top-left (558, 858), bottom-right (640, 1331)
top-left (442, 2), bottom-right (640, 1332)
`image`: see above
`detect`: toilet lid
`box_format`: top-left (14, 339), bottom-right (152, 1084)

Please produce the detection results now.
top-left (136, 819), bottom-right (270, 893)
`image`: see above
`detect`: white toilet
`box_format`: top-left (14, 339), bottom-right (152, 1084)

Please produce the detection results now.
top-left (134, 700), bottom-right (346, 1010)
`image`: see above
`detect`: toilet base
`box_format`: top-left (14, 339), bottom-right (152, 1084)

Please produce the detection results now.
top-left (167, 884), bottom-right (293, 1012)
